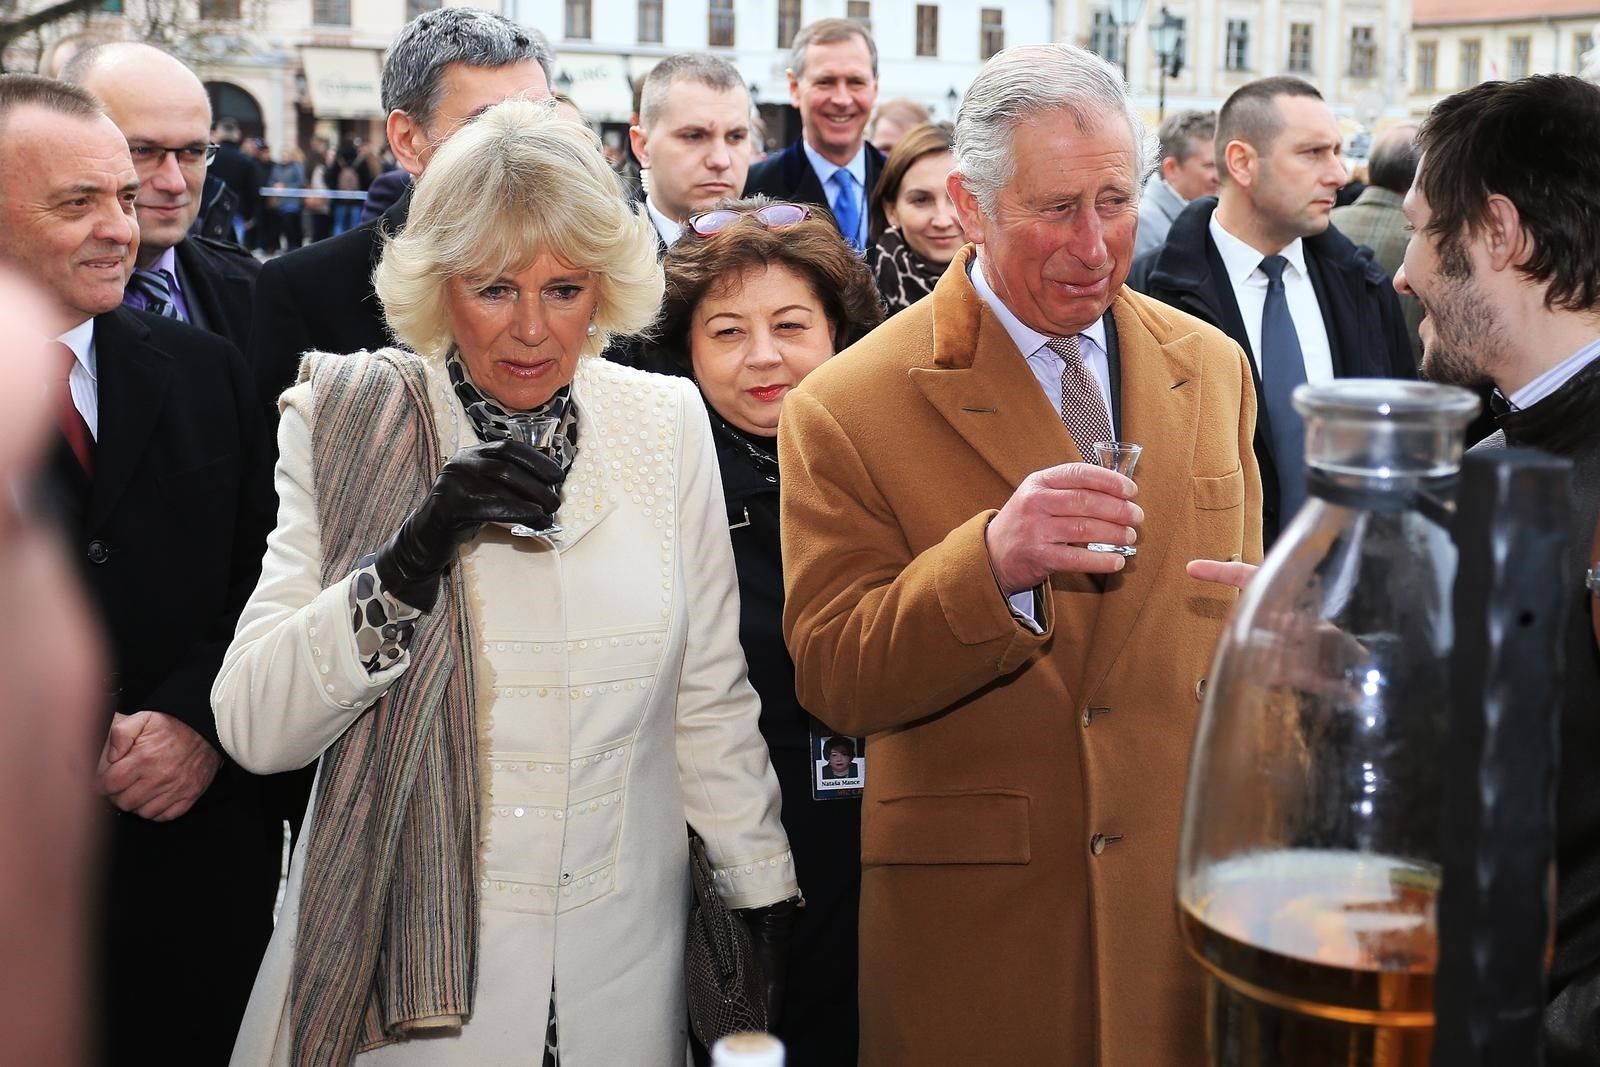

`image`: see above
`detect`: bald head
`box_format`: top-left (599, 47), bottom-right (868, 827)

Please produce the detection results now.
top-left (1366, 123), bottom-right (1419, 195)
top-left (63, 43), bottom-right (212, 265)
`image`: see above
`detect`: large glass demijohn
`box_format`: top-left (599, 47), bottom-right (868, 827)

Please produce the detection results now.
top-left (1176, 380), bottom-right (1481, 1067)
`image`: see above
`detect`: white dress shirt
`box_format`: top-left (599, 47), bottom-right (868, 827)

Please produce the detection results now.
top-left (1509, 336), bottom-right (1600, 410)
top-left (970, 256), bottom-right (1118, 631)
top-left (57, 318), bottom-right (100, 440)
top-left (801, 140), bottom-right (868, 250)
top-left (644, 196), bottom-right (683, 247)
top-left (1208, 214), bottom-right (1335, 386)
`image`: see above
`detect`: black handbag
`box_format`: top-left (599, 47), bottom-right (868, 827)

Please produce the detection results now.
top-left (685, 831), bottom-right (768, 1046)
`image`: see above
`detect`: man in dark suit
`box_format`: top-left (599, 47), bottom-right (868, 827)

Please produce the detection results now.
top-left (64, 42), bottom-right (260, 350)
top-left (248, 7), bottom-right (553, 412)
top-left (743, 17), bottom-right (884, 252)
top-left (209, 117), bottom-right (257, 245)
top-left (1131, 76), bottom-right (1414, 545)
top-left (0, 74), bottom-right (280, 1064)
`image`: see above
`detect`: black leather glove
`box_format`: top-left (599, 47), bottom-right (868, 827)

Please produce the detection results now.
top-left (374, 439), bottom-right (563, 611)
top-left (738, 896), bottom-right (800, 1027)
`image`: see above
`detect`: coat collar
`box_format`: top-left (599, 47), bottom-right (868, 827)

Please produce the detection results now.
top-left (90, 307), bottom-right (175, 527)
top-left (910, 246), bottom-right (1203, 702)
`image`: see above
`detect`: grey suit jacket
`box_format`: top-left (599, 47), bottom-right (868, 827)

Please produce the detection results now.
top-left (1134, 178), bottom-right (1188, 259)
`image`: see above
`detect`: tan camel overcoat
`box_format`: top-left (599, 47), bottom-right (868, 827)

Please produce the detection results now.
top-left (780, 247), bottom-right (1264, 1066)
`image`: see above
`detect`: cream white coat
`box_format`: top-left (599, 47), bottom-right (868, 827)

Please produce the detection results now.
top-left (214, 353), bottom-right (796, 1066)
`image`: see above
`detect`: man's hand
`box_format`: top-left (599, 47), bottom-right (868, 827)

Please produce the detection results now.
top-left (1186, 559), bottom-right (1259, 590)
top-left (985, 462), bottom-right (1142, 595)
top-left (97, 711), bottom-right (222, 822)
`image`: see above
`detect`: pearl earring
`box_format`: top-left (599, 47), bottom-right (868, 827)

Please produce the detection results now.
top-left (586, 322), bottom-right (598, 337)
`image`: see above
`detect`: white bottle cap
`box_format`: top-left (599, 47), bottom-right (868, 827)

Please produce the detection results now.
top-left (710, 1031), bottom-right (785, 1067)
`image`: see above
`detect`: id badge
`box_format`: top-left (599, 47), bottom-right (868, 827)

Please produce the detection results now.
top-left (809, 717), bottom-right (865, 800)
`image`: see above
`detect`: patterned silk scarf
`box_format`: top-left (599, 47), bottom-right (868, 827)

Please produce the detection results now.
top-left (446, 351), bottom-right (580, 470)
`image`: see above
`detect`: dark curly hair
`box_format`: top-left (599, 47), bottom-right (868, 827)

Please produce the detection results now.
top-left (649, 197), bottom-right (884, 372)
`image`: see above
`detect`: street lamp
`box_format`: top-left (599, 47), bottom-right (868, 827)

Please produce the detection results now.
top-left (1107, 0), bottom-right (1147, 83)
top-left (946, 85), bottom-right (960, 119)
top-left (1148, 6), bottom-right (1184, 120)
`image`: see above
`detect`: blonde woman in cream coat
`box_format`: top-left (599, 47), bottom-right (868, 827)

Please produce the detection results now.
top-left (212, 100), bottom-right (796, 1067)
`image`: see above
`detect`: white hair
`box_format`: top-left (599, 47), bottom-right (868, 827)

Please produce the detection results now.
top-left (954, 44), bottom-right (1155, 216)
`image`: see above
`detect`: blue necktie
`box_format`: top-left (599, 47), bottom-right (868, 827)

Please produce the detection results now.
top-left (830, 169), bottom-right (862, 252)
top-left (125, 268), bottom-right (179, 319)
top-left (1259, 255), bottom-right (1309, 524)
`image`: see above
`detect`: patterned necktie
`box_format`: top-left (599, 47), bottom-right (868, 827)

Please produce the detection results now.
top-left (830, 169), bottom-right (862, 253)
top-left (51, 342), bottom-right (94, 474)
top-left (1046, 334), bottom-right (1113, 460)
top-left (126, 267), bottom-right (179, 319)
top-left (1259, 255), bottom-right (1310, 522)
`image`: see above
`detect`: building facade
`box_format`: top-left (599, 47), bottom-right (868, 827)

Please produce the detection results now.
top-left (1409, 0), bottom-right (1599, 116)
top-left (1057, 0), bottom-right (1411, 131)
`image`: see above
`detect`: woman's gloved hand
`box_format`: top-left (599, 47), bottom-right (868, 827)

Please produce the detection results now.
top-left (374, 440), bottom-right (563, 611)
top-left (738, 896), bottom-right (800, 1027)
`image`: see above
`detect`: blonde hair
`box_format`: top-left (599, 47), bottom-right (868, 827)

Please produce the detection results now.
top-left (375, 97), bottom-right (663, 360)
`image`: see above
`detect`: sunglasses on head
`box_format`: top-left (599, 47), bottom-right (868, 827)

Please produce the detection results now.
top-left (685, 202), bottom-right (813, 238)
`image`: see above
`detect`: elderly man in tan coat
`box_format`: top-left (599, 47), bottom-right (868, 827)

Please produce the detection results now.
top-left (780, 44), bottom-right (1264, 1066)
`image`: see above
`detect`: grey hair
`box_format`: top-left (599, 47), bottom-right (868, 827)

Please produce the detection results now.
top-left (380, 7), bottom-right (554, 128)
top-left (1156, 108), bottom-right (1216, 165)
top-left (638, 53), bottom-right (747, 130)
top-left (788, 17), bottom-right (878, 80)
top-left (953, 44), bottom-right (1154, 216)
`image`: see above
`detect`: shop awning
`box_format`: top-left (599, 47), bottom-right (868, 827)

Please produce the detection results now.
top-left (300, 46), bottom-right (384, 120)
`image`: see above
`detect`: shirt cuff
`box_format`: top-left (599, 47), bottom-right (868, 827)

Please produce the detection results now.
top-left (349, 552), bottom-right (423, 674)
top-left (1006, 586), bottom-right (1047, 635)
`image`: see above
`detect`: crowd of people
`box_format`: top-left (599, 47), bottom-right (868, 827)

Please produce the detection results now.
top-left (2, 3), bottom-right (1599, 1066)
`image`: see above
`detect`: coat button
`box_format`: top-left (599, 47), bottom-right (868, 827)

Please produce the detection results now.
top-left (1195, 678), bottom-right (1207, 701)
top-left (1090, 832), bottom-right (1124, 855)
top-left (86, 540), bottom-right (110, 564)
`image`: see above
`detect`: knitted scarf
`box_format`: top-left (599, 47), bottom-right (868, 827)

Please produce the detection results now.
top-left (291, 350), bottom-right (482, 1066)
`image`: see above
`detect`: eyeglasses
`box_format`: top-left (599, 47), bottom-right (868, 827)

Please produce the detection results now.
top-left (685, 202), bottom-right (812, 238)
top-left (127, 142), bottom-right (221, 171)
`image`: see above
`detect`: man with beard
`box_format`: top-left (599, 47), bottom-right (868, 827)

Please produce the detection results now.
top-left (1393, 74), bottom-right (1600, 1063)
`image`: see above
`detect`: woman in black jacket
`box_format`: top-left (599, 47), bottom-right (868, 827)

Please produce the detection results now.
top-left (649, 199), bottom-right (883, 1064)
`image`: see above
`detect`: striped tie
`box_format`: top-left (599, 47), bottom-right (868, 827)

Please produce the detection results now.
top-left (126, 268), bottom-right (179, 319)
top-left (1046, 334), bottom-right (1113, 459)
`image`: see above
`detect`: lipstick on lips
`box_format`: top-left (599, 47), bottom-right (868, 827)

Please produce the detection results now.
top-left (748, 384), bottom-right (785, 402)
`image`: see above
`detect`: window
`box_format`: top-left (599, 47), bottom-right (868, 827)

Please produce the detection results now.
top-left (312, 0), bottom-right (349, 26)
top-left (1577, 34), bottom-right (1595, 74)
top-left (200, 0), bottom-right (240, 17)
top-left (637, 0), bottom-right (663, 43)
top-left (916, 4), bottom-right (939, 57)
top-left (981, 8), bottom-right (1005, 60)
top-left (1288, 22), bottom-right (1313, 73)
top-left (1506, 35), bottom-right (1530, 79)
top-left (848, 0), bottom-right (871, 33)
top-left (406, 0), bottom-right (440, 17)
top-left (1225, 19), bottom-right (1250, 71)
top-left (1349, 25), bottom-right (1376, 77)
top-left (1089, 9), bottom-right (1123, 67)
top-left (1416, 40), bottom-right (1437, 90)
top-left (778, 0), bottom-right (803, 48)
top-left (1460, 38), bottom-right (1480, 85)
top-left (708, 0), bottom-right (735, 47)
top-left (565, 0), bottom-right (592, 39)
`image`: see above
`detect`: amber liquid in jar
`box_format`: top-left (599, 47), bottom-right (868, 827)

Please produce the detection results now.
top-left (1179, 850), bottom-right (1439, 1067)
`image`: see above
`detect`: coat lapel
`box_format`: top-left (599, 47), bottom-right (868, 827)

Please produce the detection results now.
top-left (90, 309), bottom-right (174, 527)
top-left (1077, 293), bottom-right (1202, 701)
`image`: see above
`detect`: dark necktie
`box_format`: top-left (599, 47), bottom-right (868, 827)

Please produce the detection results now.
top-left (830, 169), bottom-right (862, 253)
top-left (1046, 334), bottom-right (1113, 460)
top-left (1259, 254), bottom-right (1309, 522)
top-left (51, 342), bottom-right (94, 474)
top-left (126, 267), bottom-right (179, 319)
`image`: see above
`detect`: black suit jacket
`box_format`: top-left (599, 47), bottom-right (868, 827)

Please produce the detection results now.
top-left (1129, 195), bottom-right (1415, 543)
top-left (172, 233), bottom-right (259, 349)
top-left (248, 191), bottom-right (410, 411)
top-left (43, 307), bottom-right (281, 1063)
top-left (742, 138), bottom-right (886, 240)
